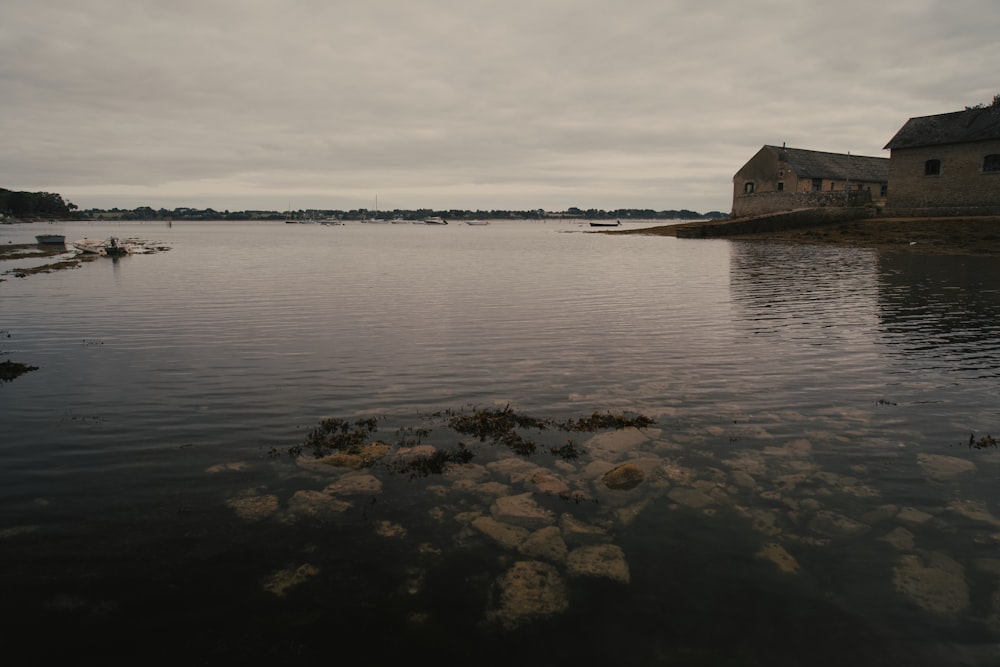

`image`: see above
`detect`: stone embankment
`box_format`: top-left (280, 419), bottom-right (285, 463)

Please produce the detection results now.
top-left (673, 207), bottom-right (879, 238)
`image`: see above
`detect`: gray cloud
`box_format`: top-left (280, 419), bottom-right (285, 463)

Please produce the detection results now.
top-left (2, 0), bottom-right (998, 213)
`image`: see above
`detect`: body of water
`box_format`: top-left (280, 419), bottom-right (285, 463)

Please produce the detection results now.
top-left (2, 219), bottom-right (1000, 665)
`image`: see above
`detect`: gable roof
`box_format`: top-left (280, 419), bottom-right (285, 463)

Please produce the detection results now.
top-left (763, 145), bottom-right (889, 182)
top-left (884, 107), bottom-right (1000, 150)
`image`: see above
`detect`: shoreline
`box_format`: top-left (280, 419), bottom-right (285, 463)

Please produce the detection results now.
top-left (614, 215), bottom-right (1000, 256)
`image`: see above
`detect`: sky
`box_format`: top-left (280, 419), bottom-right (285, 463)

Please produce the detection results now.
top-left (2, 0), bottom-right (998, 215)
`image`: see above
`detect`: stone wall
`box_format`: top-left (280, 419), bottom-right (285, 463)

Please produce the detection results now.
top-left (676, 207), bottom-right (878, 238)
top-left (883, 206), bottom-right (1000, 217)
top-left (732, 190), bottom-right (873, 217)
top-left (887, 139), bottom-right (1000, 208)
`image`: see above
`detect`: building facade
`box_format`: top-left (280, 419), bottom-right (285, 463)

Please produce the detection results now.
top-left (732, 145), bottom-right (889, 217)
top-left (883, 107), bottom-right (1000, 210)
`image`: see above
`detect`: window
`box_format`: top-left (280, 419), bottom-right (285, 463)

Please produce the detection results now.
top-left (924, 159), bottom-right (942, 176)
top-left (880, 184), bottom-right (888, 197)
top-left (744, 182), bottom-right (755, 194)
top-left (811, 179), bottom-right (822, 192)
top-left (776, 181), bottom-right (784, 192)
top-left (984, 154), bottom-right (1000, 172)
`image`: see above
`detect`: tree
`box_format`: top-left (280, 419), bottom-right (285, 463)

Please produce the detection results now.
top-left (966, 93), bottom-right (1000, 110)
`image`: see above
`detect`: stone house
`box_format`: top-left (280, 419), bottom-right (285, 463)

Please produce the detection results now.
top-left (731, 145), bottom-right (889, 217)
top-left (883, 107), bottom-right (1000, 212)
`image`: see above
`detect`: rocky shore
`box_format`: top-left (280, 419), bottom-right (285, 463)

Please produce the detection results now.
top-left (617, 215), bottom-right (1000, 256)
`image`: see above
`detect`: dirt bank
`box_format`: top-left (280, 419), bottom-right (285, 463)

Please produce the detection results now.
top-left (616, 216), bottom-right (1000, 256)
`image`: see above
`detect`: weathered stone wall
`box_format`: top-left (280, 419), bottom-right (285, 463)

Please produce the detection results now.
top-left (732, 190), bottom-right (873, 217)
top-left (677, 207), bottom-right (878, 238)
top-left (883, 206), bottom-right (1000, 217)
top-left (887, 139), bottom-right (1000, 208)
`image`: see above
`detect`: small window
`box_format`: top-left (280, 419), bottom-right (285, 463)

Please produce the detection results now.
top-left (924, 159), bottom-right (942, 176)
top-left (811, 179), bottom-right (822, 192)
top-left (880, 184), bottom-right (888, 197)
top-left (984, 154), bottom-right (1000, 172)
top-left (744, 182), bottom-right (755, 194)
top-left (777, 182), bottom-right (784, 192)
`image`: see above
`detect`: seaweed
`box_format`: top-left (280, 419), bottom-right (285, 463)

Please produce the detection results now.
top-left (968, 432), bottom-right (999, 449)
top-left (0, 360), bottom-right (39, 383)
top-left (285, 406), bottom-right (655, 476)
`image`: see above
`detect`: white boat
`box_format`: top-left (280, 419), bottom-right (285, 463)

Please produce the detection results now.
top-left (420, 216), bottom-right (448, 225)
top-left (35, 234), bottom-right (66, 244)
top-left (72, 236), bottom-right (129, 256)
top-left (464, 220), bottom-right (489, 226)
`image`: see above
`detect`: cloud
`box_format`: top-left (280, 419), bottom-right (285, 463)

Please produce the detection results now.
top-left (2, 0), bottom-right (998, 213)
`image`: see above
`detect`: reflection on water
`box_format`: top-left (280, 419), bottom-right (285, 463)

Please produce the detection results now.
top-left (2, 223), bottom-right (1000, 665)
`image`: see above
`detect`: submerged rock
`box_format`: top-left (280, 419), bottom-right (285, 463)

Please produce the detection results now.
top-left (226, 488), bottom-right (280, 521)
top-left (756, 542), bottom-right (799, 574)
top-left (262, 563), bottom-right (320, 597)
top-left (880, 526), bottom-right (916, 551)
top-left (486, 560), bottom-right (569, 630)
top-left (560, 513), bottom-right (611, 546)
top-left (602, 463), bottom-right (645, 490)
top-left (285, 489), bottom-right (352, 521)
top-left (519, 525), bottom-right (568, 564)
top-left (490, 492), bottom-right (555, 530)
top-left (323, 472), bottom-right (383, 496)
top-left (892, 551), bottom-right (969, 615)
top-left (567, 544), bottom-right (630, 583)
top-left (917, 453), bottom-right (976, 482)
top-left (472, 515), bottom-right (530, 550)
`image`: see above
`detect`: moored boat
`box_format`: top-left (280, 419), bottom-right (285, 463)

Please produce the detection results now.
top-left (35, 234), bottom-right (66, 244)
top-left (589, 220), bottom-right (622, 227)
top-left (72, 236), bottom-right (129, 257)
top-left (420, 216), bottom-right (448, 225)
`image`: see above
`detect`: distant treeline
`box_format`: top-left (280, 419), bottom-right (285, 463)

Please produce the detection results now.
top-left (82, 206), bottom-right (728, 222)
top-left (2, 187), bottom-right (728, 221)
top-left (0, 188), bottom-right (77, 218)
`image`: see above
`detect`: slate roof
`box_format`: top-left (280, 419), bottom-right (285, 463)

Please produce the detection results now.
top-left (763, 145), bottom-right (889, 182)
top-left (884, 107), bottom-right (1000, 150)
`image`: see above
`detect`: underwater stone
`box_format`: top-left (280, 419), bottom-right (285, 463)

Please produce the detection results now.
top-left (806, 510), bottom-right (869, 538)
top-left (947, 499), bottom-right (1000, 527)
top-left (285, 489), bottom-right (352, 521)
top-left (585, 428), bottom-right (649, 461)
top-left (880, 526), bottom-right (916, 551)
top-left (530, 470), bottom-right (571, 496)
top-left (486, 560), bottom-right (569, 630)
top-left (560, 513), bottom-right (611, 546)
top-left (323, 472), bottom-right (383, 496)
top-left (756, 542), bottom-right (799, 574)
top-left (519, 525), bottom-right (568, 563)
top-left (567, 544), bottom-right (630, 584)
top-left (226, 489), bottom-right (280, 521)
top-left (917, 453), bottom-right (976, 482)
top-left (602, 463), bottom-right (645, 490)
top-left (473, 515), bottom-right (530, 549)
top-left (668, 486), bottom-right (715, 509)
top-left (892, 552), bottom-right (969, 615)
top-left (490, 492), bottom-right (555, 529)
top-left (262, 563), bottom-right (320, 597)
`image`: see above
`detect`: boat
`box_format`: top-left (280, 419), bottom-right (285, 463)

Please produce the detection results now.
top-left (420, 216), bottom-right (448, 225)
top-left (464, 220), bottom-right (489, 226)
top-left (72, 236), bottom-right (129, 257)
top-left (589, 220), bottom-right (622, 227)
top-left (35, 234), bottom-right (66, 244)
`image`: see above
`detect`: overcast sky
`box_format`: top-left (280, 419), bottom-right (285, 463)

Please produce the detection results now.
top-left (2, 0), bottom-right (998, 214)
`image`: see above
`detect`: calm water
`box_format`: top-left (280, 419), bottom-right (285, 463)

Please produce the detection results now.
top-left (2, 220), bottom-right (1000, 665)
